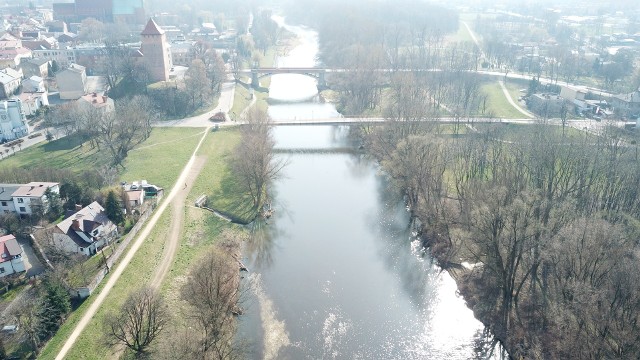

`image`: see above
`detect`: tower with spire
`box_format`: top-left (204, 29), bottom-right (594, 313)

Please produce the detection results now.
top-left (140, 18), bottom-right (172, 82)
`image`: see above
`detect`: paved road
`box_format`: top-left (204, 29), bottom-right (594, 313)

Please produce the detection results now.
top-left (153, 80), bottom-right (236, 128)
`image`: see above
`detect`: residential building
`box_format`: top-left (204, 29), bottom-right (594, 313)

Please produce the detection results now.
top-left (0, 235), bottom-right (25, 277)
top-left (0, 99), bottom-right (29, 142)
top-left (140, 18), bottom-right (172, 83)
top-left (11, 182), bottom-right (59, 216)
top-left (17, 91), bottom-right (49, 117)
top-left (32, 48), bottom-right (75, 69)
top-left (170, 41), bottom-right (195, 67)
top-left (612, 89), bottom-right (640, 118)
top-left (52, 202), bottom-right (118, 256)
top-left (20, 57), bottom-right (50, 78)
top-left (0, 68), bottom-right (21, 99)
top-left (56, 63), bottom-right (87, 99)
top-left (0, 35), bottom-right (32, 69)
top-left (527, 93), bottom-right (566, 118)
top-left (21, 75), bottom-right (45, 93)
top-left (0, 184), bottom-right (20, 214)
top-left (77, 92), bottom-right (114, 113)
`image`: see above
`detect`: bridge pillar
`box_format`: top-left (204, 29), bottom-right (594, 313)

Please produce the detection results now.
top-left (317, 70), bottom-right (327, 91)
top-left (251, 70), bottom-right (260, 88)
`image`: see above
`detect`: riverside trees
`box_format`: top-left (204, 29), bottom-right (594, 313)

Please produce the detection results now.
top-left (362, 120), bottom-right (640, 358)
top-left (231, 108), bottom-right (286, 211)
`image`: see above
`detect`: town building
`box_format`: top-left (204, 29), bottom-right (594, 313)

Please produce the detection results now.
top-left (20, 57), bottom-right (50, 78)
top-left (53, 0), bottom-right (145, 25)
top-left (52, 202), bottom-right (117, 256)
top-left (17, 91), bottom-right (49, 117)
top-left (0, 35), bottom-right (32, 69)
top-left (77, 92), bottom-right (114, 113)
top-left (0, 235), bottom-right (25, 277)
top-left (32, 48), bottom-right (75, 69)
top-left (612, 89), bottom-right (640, 119)
top-left (11, 182), bottom-right (59, 216)
top-left (527, 93), bottom-right (566, 118)
top-left (0, 99), bottom-right (29, 142)
top-left (140, 18), bottom-right (172, 83)
top-left (0, 68), bottom-right (22, 99)
top-left (56, 63), bottom-right (87, 99)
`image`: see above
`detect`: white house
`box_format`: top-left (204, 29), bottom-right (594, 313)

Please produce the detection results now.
top-left (0, 99), bottom-right (30, 142)
top-left (0, 184), bottom-right (20, 214)
top-left (0, 235), bottom-right (25, 277)
top-left (55, 63), bottom-right (87, 100)
top-left (17, 91), bottom-right (49, 117)
top-left (0, 68), bottom-right (21, 99)
top-left (11, 182), bottom-right (59, 216)
top-left (52, 202), bottom-right (117, 256)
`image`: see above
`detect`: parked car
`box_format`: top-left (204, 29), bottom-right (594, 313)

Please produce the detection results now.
top-left (209, 112), bottom-right (226, 122)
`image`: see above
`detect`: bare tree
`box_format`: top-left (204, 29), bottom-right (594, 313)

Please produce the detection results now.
top-left (96, 95), bottom-right (155, 167)
top-left (182, 230), bottom-right (246, 359)
top-left (105, 287), bottom-right (168, 358)
top-left (232, 108), bottom-right (286, 210)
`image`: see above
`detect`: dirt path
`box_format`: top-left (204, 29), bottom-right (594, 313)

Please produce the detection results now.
top-left (54, 127), bottom-right (211, 360)
top-left (499, 80), bottom-right (535, 118)
top-left (150, 156), bottom-right (206, 287)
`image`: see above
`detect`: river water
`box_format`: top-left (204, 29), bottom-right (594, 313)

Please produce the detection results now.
top-left (238, 17), bottom-right (498, 360)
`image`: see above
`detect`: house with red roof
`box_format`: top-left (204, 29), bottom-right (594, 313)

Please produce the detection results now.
top-left (0, 235), bottom-right (25, 277)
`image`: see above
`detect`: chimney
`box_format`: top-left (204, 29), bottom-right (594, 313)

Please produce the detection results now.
top-left (75, 204), bottom-right (82, 211)
top-left (71, 218), bottom-right (80, 231)
top-left (102, 96), bottom-right (108, 102)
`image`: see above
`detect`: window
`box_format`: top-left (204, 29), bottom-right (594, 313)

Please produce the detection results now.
top-left (0, 268), bottom-right (4, 273)
top-left (17, 198), bottom-right (23, 203)
top-left (19, 207), bottom-right (25, 212)
top-left (0, 201), bottom-right (6, 206)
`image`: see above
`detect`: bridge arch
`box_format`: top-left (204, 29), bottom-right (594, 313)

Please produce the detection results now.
top-left (250, 68), bottom-right (327, 90)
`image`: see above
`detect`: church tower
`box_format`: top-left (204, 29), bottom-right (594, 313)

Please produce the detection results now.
top-left (140, 18), bottom-right (172, 82)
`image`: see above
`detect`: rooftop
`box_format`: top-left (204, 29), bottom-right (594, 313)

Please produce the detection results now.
top-left (12, 182), bottom-right (58, 198)
top-left (0, 234), bottom-right (22, 263)
top-left (141, 18), bottom-right (164, 36)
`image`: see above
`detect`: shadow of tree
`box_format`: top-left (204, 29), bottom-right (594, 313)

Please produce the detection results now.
top-left (208, 166), bottom-right (257, 224)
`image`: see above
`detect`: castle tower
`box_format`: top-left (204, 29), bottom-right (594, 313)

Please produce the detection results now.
top-left (140, 18), bottom-right (172, 82)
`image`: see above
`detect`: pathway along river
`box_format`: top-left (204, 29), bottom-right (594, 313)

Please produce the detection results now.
top-left (238, 17), bottom-right (500, 359)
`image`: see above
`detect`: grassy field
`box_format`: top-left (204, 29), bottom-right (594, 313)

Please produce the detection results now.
top-left (473, 123), bottom-right (592, 141)
top-left (0, 127), bottom-right (204, 191)
top-left (40, 128), bottom-right (253, 359)
top-left (478, 81), bottom-right (529, 119)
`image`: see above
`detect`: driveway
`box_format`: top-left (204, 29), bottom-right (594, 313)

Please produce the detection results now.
top-left (18, 237), bottom-right (45, 277)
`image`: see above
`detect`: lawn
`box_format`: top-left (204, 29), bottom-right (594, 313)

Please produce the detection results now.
top-left (473, 123), bottom-right (592, 142)
top-left (40, 129), bottom-right (253, 359)
top-left (121, 127), bottom-right (205, 189)
top-left (478, 81), bottom-right (529, 119)
top-left (0, 128), bottom-right (203, 191)
top-left (0, 133), bottom-right (107, 172)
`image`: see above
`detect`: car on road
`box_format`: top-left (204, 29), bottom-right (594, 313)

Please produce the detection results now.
top-left (209, 112), bottom-right (226, 122)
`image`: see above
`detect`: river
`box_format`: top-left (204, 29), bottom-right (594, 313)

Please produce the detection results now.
top-left (238, 16), bottom-right (500, 360)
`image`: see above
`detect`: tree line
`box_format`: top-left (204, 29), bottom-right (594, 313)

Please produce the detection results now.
top-left (356, 117), bottom-right (640, 358)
